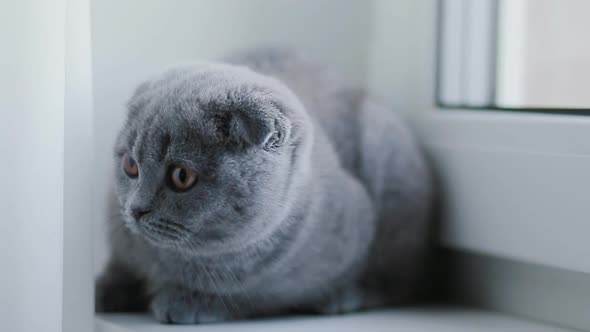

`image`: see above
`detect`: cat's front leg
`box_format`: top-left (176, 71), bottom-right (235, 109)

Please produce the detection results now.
top-left (311, 286), bottom-right (389, 315)
top-left (151, 286), bottom-right (235, 324)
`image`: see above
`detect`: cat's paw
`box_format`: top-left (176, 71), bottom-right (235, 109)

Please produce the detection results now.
top-left (313, 287), bottom-right (387, 315)
top-left (150, 287), bottom-right (231, 324)
top-left (315, 288), bottom-right (364, 315)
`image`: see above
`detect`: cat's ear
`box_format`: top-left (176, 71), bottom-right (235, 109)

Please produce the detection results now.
top-left (132, 81), bottom-right (152, 97)
top-left (127, 81), bottom-right (153, 117)
top-left (228, 105), bottom-right (291, 150)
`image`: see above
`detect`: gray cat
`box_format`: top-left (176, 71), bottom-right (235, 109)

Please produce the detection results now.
top-left (96, 47), bottom-right (434, 324)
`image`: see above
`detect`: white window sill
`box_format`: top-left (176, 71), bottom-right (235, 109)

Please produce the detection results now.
top-left (95, 306), bottom-right (574, 332)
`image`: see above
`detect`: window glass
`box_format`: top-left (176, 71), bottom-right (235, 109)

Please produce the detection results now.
top-left (437, 0), bottom-right (590, 111)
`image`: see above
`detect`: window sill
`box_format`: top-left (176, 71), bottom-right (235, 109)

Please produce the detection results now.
top-left (95, 306), bottom-right (573, 332)
top-left (414, 109), bottom-right (590, 274)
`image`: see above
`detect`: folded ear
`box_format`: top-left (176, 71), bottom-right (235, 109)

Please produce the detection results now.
top-left (227, 103), bottom-right (291, 150)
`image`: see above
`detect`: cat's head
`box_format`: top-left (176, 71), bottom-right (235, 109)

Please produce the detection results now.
top-left (113, 63), bottom-right (312, 255)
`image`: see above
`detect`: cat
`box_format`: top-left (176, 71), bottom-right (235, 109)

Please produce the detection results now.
top-left (96, 47), bottom-right (434, 324)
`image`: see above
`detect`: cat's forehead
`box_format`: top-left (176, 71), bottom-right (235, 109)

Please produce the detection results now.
top-left (127, 64), bottom-right (269, 126)
top-left (122, 108), bottom-right (221, 163)
top-left (130, 63), bottom-right (272, 106)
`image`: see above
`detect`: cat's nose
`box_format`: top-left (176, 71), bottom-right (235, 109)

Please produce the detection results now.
top-left (131, 207), bottom-right (151, 221)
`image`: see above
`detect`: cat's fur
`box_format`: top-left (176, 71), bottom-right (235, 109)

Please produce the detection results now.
top-left (96, 47), bottom-right (434, 324)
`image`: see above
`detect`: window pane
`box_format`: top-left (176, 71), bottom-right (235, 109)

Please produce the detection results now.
top-left (437, 0), bottom-right (590, 110)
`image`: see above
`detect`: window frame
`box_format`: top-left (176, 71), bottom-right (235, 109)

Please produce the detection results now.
top-left (434, 0), bottom-right (590, 113)
top-left (415, 0), bottom-right (590, 275)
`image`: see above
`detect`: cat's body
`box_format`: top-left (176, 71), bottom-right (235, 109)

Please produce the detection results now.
top-left (97, 48), bottom-right (433, 323)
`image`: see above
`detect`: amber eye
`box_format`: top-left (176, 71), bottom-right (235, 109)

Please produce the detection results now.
top-left (168, 165), bottom-right (197, 191)
top-left (123, 153), bottom-right (139, 178)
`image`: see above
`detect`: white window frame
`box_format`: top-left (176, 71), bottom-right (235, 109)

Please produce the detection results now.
top-left (416, 110), bottom-right (590, 273)
top-left (414, 0), bottom-right (590, 274)
top-left (63, 0), bottom-right (94, 330)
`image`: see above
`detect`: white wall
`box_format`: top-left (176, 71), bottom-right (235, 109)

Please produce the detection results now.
top-left (0, 1), bottom-right (66, 331)
top-left (365, 0), bottom-right (437, 121)
top-left (91, 0), bottom-right (374, 273)
top-left (0, 1), bottom-right (95, 330)
top-left (63, 0), bottom-right (94, 330)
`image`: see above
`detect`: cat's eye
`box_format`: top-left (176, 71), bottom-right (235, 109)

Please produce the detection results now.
top-left (168, 165), bottom-right (197, 191)
top-left (123, 153), bottom-right (139, 178)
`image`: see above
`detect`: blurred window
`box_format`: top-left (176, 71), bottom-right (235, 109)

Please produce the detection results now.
top-left (437, 0), bottom-right (590, 111)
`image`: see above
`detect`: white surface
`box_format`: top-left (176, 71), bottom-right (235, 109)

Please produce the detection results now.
top-left (95, 308), bottom-right (575, 332)
top-left (0, 1), bottom-right (66, 331)
top-left (417, 110), bottom-right (590, 274)
top-left (63, 0), bottom-right (94, 331)
top-left (451, 251), bottom-right (590, 332)
top-left (91, 0), bottom-right (374, 275)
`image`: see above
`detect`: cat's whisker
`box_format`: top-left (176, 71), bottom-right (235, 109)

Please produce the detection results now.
top-left (199, 264), bottom-right (232, 313)
top-left (222, 261), bottom-right (253, 311)
top-left (153, 219), bottom-right (198, 241)
top-left (195, 265), bottom-right (213, 313)
top-left (184, 240), bottom-right (209, 289)
top-left (182, 242), bottom-right (234, 314)
top-left (108, 221), bottom-right (128, 237)
top-left (183, 235), bottom-right (246, 314)
top-left (211, 268), bottom-right (240, 312)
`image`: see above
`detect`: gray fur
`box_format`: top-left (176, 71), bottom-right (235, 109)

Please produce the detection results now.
top-left (96, 47), bottom-right (434, 323)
